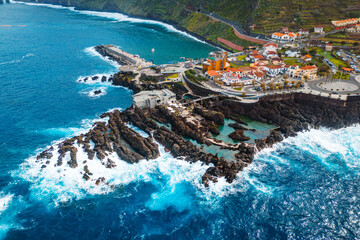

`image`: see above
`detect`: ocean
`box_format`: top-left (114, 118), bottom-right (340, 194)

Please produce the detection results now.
top-left (0, 2), bottom-right (360, 239)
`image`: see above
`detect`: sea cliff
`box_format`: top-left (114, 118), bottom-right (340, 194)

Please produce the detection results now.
top-left (37, 70), bottom-right (360, 186)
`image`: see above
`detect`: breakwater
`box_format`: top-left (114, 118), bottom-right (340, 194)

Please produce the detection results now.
top-left (95, 45), bottom-right (153, 69)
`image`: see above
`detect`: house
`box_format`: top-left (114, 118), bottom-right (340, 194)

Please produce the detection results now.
top-left (325, 43), bottom-right (333, 52)
top-left (237, 67), bottom-right (254, 77)
top-left (288, 32), bottom-right (297, 41)
top-left (271, 57), bottom-right (284, 65)
top-left (264, 51), bottom-right (278, 59)
top-left (302, 54), bottom-right (312, 62)
top-left (206, 70), bottom-right (223, 81)
top-left (288, 65), bottom-right (318, 80)
top-left (264, 65), bottom-right (284, 77)
top-left (133, 89), bottom-right (176, 108)
top-left (250, 54), bottom-right (266, 62)
top-left (221, 72), bottom-right (242, 86)
top-left (264, 43), bottom-right (278, 53)
top-left (272, 32), bottom-right (285, 41)
top-left (202, 51), bottom-right (231, 72)
top-left (314, 26), bottom-right (324, 33)
top-left (253, 71), bottom-right (265, 81)
top-left (271, 32), bottom-right (297, 42)
top-left (285, 50), bottom-right (301, 58)
top-left (332, 18), bottom-right (360, 30)
top-left (299, 29), bottom-right (309, 37)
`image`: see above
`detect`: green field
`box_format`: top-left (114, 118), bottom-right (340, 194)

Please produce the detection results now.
top-left (283, 57), bottom-right (302, 66)
top-left (318, 50), bottom-right (350, 68)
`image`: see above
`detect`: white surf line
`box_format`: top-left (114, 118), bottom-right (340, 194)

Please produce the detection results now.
top-left (0, 53), bottom-right (34, 66)
top-left (14, 1), bottom-right (214, 46)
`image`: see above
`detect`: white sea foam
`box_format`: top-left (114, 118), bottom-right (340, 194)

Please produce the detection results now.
top-left (0, 193), bottom-right (13, 214)
top-left (0, 53), bottom-right (34, 66)
top-left (19, 139), bottom-right (210, 208)
top-left (84, 46), bottom-right (121, 69)
top-left (16, 1), bottom-right (207, 44)
top-left (80, 87), bottom-right (108, 98)
top-left (14, 1), bottom-right (75, 10)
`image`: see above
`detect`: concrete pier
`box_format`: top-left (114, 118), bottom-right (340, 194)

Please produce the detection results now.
top-left (95, 44), bottom-right (153, 70)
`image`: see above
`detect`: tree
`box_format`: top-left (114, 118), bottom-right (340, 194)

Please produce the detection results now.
top-left (284, 75), bottom-right (289, 80)
top-left (241, 92), bottom-right (246, 97)
top-left (354, 42), bottom-right (359, 47)
top-left (341, 41), bottom-right (346, 46)
top-left (252, 80), bottom-right (256, 86)
top-left (269, 82), bottom-right (275, 91)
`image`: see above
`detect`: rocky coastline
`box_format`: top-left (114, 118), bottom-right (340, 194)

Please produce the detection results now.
top-left (36, 43), bottom-right (360, 188)
top-left (40, 66), bottom-right (360, 187)
top-left (45, 46), bottom-right (360, 187)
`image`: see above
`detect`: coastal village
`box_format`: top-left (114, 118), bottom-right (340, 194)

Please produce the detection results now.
top-left (92, 16), bottom-right (360, 104)
top-left (71, 16), bottom-right (360, 186)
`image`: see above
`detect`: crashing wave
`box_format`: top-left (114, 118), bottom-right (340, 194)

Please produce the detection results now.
top-left (84, 46), bottom-right (121, 69)
top-left (0, 193), bottom-right (13, 214)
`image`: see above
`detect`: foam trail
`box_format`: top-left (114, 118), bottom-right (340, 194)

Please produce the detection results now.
top-left (0, 53), bottom-right (34, 66)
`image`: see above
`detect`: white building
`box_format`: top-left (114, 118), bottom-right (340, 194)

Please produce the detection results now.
top-left (314, 26), bottom-right (324, 33)
top-left (133, 89), bottom-right (176, 108)
top-left (285, 50), bottom-right (301, 58)
top-left (264, 43), bottom-right (278, 53)
top-left (264, 65), bottom-right (284, 77)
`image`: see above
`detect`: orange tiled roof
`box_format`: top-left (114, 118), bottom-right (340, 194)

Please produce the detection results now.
top-left (266, 65), bottom-right (282, 69)
top-left (288, 32), bottom-right (296, 37)
top-left (206, 70), bottom-right (219, 76)
top-left (264, 43), bottom-right (278, 48)
top-left (254, 54), bottom-right (264, 59)
top-left (305, 54), bottom-right (312, 58)
top-left (273, 32), bottom-right (285, 37)
top-left (301, 65), bottom-right (317, 70)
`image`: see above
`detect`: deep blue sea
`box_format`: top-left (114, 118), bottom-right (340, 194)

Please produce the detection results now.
top-left (1, 2), bottom-right (360, 239)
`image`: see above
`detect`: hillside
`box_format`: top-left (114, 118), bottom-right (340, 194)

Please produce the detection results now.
top-left (18, 0), bottom-right (360, 48)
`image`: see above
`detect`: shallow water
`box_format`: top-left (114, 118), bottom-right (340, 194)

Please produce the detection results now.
top-left (1, 2), bottom-right (360, 240)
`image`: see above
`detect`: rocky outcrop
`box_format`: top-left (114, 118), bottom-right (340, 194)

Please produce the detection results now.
top-left (35, 91), bottom-right (360, 187)
top-left (255, 130), bottom-right (283, 151)
top-left (193, 106), bottom-right (225, 125)
top-left (228, 129), bottom-right (251, 142)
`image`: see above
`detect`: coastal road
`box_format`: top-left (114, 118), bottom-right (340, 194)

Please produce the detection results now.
top-left (205, 12), bottom-right (268, 45)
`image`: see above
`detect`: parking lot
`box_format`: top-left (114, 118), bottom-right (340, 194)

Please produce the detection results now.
top-left (338, 50), bottom-right (360, 73)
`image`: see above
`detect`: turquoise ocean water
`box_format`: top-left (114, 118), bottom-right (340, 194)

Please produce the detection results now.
top-left (0, 2), bottom-right (360, 239)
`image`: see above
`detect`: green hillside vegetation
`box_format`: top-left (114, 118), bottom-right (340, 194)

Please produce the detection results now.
top-left (253, 0), bottom-right (360, 34)
top-left (25, 0), bottom-right (360, 45)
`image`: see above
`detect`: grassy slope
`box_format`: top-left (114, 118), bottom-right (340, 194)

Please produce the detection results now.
top-left (29, 0), bottom-right (360, 40)
top-left (254, 0), bottom-right (360, 33)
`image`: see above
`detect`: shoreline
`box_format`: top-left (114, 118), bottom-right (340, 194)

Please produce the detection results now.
top-left (13, 0), bottom-right (231, 52)
top-left (42, 61), bottom-right (360, 187)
